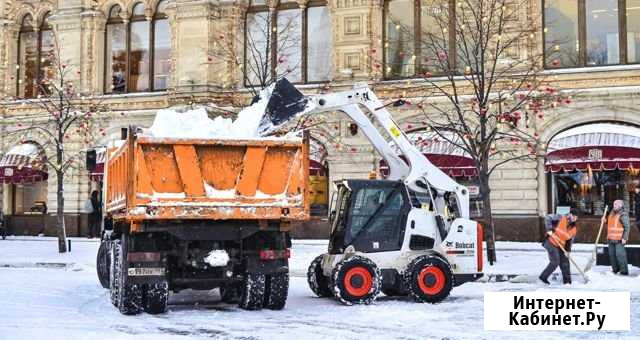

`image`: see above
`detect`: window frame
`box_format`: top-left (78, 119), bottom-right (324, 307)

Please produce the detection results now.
top-left (103, 2), bottom-right (170, 94)
top-left (243, 0), bottom-right (330, 87)
top-left (382, 0), bottom-right (457, 80)
top-left (16, 13), bottom-right (53, 98)
top-left (542, 0), bottom-right (635, 69)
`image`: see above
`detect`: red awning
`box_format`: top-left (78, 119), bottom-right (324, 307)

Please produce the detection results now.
top-left (545, 146), bottom-right (640, 173)
top-left (309, 159), bottom-right (327, 176)
top-left (380, 154), bottom-right (478, 178)
top-left (0, 143), bottom-right (48, 184)
top-left (89, 149), bottom-right (106, 182)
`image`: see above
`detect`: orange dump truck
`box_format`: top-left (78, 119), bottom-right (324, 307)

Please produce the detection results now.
top-left (95, 128), bottom-right (309, 315)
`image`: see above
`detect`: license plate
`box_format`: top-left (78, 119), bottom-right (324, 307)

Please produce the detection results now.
top-left (127, 267), bottom-right (165, 276)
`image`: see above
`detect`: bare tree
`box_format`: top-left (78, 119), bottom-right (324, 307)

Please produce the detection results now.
top-left (1, 35), bottom-right (105, 253)
top-left (209, 7), bottom-right (303, 97)
top-left (377, 0), bottom-right (570, 263)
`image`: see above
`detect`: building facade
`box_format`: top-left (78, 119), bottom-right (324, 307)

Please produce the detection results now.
top-left (1, 0), bottom-right (640, 240)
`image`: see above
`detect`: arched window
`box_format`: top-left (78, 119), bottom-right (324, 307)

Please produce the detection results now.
top-left (153, 0), bottom-right (171, 90)
top-left (105, 2), bottom-right (170, 94)
top-left (244, 0), bottom-right (330, 87)
top-left (17, 15), bottom-right (37, 98)
top-left (39, 14), bottom-right (55, 96)
top-left (384, 0), bottom-right (454, 79)
top-left (129, 2), bottom-right (150, 92)
top-left (105, 5), bottom-right (126, 93)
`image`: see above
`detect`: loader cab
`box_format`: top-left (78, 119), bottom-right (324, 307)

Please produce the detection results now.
top-left (328, 180), bottom-right (411, 254)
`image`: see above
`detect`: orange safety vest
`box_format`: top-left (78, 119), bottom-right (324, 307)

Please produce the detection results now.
top-left (549, 217), bottom-right (577, 249)
top-left (607, 213), bottom-right (623, 241)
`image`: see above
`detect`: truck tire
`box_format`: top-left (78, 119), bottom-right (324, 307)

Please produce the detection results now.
top-left (143, 280), bottom-right (169, 314)
top-left (116, 234), bottom-right (143, 315)
top-left (109, 240), bottom-right (120, 307)
top-left (307, 254), bottom-right (332, 298)
top-left (97, 241), bottom-right (111, 289)
top-left (239, 272), bottom-right (266, 310)
top-left (330, 256), bottom-right (381, 305)
top-left (403, 255), bottom-right (453, 303)
top-left (263, 272), bottom-right (288, 310)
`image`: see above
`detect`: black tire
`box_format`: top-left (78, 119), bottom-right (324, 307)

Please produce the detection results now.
top-left (239, 272), bottom-right (266, 310)
top-left (403, 255), bottom-right (453, 303)
top-left (97, 241), bottom-right (111, 289)
top-left (330, 255), bottom-right (381, 305)
top-left (109, 240), bottom-right (120, 307)
top-left (307, 254), bottom-right (332, 298)
top-left (116, 234), bottom-right (143, 315)
top-left (220, 284), bottom-right (242, 304)
top-left (263, 272), bottom-right (289, 310)
top-left (143, 280), bottom-right (169, 314)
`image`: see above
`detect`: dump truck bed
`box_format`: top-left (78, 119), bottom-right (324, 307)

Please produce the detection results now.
top-left (106, 136), bottom-right (309, 221)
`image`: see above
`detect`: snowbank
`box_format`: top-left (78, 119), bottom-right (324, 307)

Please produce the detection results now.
top-left (145, 86), bottom-right (274, 139)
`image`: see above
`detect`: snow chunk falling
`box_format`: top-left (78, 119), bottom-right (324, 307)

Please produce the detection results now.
top-left (204, 249), bottom-right (230, 267)
top-left (146, 85), bottom-right (274, 139)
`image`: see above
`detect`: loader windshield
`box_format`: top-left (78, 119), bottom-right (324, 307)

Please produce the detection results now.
top-left (328, 180), bottom-right (409, 254)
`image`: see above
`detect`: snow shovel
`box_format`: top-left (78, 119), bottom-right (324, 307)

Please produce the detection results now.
top-left (258, 78), bottom-right (309, 136)
top-left (583, 205), bottom-right (608, 273)
top-left (549, 233), bottom-right (589, 283)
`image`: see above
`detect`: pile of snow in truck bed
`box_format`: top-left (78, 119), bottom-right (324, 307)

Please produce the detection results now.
top-left (146, 86), bottom-right (277, 139)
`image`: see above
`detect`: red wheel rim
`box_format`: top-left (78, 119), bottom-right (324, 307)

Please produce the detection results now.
top-left (343, 267), bottom-right (373, 297)
top-left (417, 266), bottom-right (445, 295)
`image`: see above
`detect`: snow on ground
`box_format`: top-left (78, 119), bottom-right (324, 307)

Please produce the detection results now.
top-left (0, 237), bottom-right (638, 339)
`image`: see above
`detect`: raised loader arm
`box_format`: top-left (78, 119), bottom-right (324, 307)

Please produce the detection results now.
top-left (260, 79), bottom-right (470, 219)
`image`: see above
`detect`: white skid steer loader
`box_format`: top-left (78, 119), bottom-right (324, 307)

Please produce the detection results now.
top-left (260, 79), bottom-right (484, 305)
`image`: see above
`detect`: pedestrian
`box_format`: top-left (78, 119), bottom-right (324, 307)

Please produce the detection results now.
top-left (634, 187), bottom-right (640, 233)
top-left (87, 191), bottom-right (102, 238)
top-left (539, 208), bottom-right (579, 285)
top-left (606, 199), bottom-right (630, 275)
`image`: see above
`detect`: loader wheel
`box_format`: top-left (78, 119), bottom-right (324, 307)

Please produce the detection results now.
top-left (263, 272), bottom-right (289, 310)
top-left (331, 256), bottom-right (381, 305)
top-left (97, 241), bottom-right (111, 289)
top-left (116, 234), bottom-right (143, 315)
top-left (109, 240), bottom-right (120, 307)
top-left (307, 255), bottom-right (332, 298)
top-left (404, 255), bottom-right (453, 303)
top-left (239, 272), bottom-right (266, 310)
top-left (143, 280), bottom-right (169, 314)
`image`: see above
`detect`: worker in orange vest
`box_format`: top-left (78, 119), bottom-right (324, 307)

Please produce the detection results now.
top-left (539, 208), bottom-right (578, 285)
top-left (607, 200), bottom-right (631, 275)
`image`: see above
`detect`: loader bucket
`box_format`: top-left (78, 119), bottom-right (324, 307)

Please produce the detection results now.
top-left (258, 78), bottom-right (309, 136)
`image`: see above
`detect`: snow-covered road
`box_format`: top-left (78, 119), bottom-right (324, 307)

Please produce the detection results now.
top-left (0, 237), bottom-right (638, 339)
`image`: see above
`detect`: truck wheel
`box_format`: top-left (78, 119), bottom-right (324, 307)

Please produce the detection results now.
top-left (239, 272), bottom-right (266, 310)
top-left (97, 241), bottom-right (111, 289)
top-left (307, 255), bottom-right (332, 297)
top-left (403, 255), bottom-right (453, 303)
top-left (263, 272), bottom-right (288, 310)
top-left (330, 256), bottom-right (381, 305)
top-left (109, 240), bottom-right (120, 307)
top-left (116, 235), bottom-right (143, 315)
top-left (144, 281), bottom-right (169, 314)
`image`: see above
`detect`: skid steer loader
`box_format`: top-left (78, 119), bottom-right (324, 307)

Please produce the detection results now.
top-left (260, 78), bottom-right (484, 305)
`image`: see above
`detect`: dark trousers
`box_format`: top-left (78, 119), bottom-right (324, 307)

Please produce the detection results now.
top-left (540, 239), bottom-right (571, 284)
top-left (88, 215), bottom-right (100, 238)
top-left (607, 241), bottom-right (628, 275)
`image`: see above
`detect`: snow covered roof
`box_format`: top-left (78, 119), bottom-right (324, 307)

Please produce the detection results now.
top-left (549, 123), bottom-right (640, 151)
top-left (5, 143), bottom-right (39, 157)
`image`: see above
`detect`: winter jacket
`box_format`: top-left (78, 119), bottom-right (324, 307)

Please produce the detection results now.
top-left (544, 213), bottom-right (576, 251)
top-left (607, 208), bottom-right (631, 242)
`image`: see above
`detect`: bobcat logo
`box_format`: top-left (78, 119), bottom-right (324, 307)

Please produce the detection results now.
top-left (445, 241), bottom-right (453, 247)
